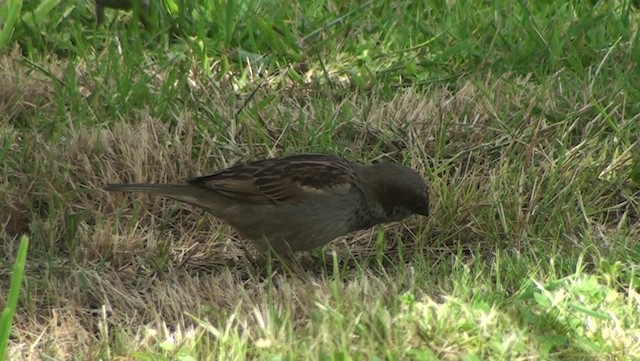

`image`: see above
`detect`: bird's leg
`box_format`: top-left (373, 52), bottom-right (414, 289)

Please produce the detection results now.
top-left (94, 1), bottom-right (106, 25)
top-left (237, 239), bottom-right (261, 270)
top-left (273, 251), bottom-right (308, 275)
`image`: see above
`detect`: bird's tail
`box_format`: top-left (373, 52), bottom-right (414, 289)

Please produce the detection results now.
top-left (105, 183), bottom-right (189, 194)
top-left (105, 183), bottom-right (209, 208)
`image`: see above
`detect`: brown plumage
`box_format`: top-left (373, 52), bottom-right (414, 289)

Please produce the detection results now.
top-left (105, 154), bottom-right (429, 255)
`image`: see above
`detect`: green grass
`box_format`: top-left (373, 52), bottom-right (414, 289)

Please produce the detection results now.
top-left (0, 236), bottom-right (28, 361)
top-left (1, 0), bottom-right (639, 359)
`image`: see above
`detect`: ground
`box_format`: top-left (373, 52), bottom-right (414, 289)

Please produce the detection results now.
top-left (1, 1), bottom-right (639, 360)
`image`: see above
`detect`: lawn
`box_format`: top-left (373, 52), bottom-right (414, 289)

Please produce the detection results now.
top-left (1, 0), bottom-right (639, 360)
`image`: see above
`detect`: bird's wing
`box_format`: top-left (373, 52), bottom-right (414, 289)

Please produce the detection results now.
top-left (187, 154), bottom-right (355, 204)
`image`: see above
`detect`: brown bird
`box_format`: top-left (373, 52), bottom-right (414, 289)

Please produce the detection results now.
top-left (105, 154), bottom-right (429, 255)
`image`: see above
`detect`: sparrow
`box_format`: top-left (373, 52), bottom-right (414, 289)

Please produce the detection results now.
top-left (94, 0), bottom-right (149, 26)
top-left (105, 154), bottom-right (429, 255)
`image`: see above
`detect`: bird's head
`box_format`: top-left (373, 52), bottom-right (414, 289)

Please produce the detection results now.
top-left (361, 162), bottom-right (429, 221)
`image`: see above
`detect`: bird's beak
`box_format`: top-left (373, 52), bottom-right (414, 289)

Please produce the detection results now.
top-left (415, 204), bottom-right (429, 217)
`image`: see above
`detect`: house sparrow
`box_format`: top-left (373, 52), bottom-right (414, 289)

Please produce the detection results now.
top-left (105, 154), bottom-right (429, 255)
top-left (94, 0), bottom-right (149, 26)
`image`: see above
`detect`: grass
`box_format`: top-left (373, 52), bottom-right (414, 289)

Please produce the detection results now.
top-left (1, 0), bottom-right (639, 359)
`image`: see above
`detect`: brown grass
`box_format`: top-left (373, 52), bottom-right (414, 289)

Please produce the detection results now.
top-left (1, 51), bottom-right (638, 359)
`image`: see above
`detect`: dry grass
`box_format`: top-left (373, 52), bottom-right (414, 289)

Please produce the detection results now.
top-left (1, 45), bottom-right (639, 359)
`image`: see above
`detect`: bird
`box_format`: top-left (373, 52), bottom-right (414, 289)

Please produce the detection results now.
top-left (105, 154), bottom-right (429, 256)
